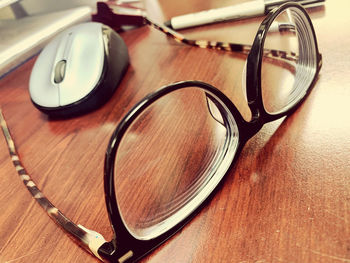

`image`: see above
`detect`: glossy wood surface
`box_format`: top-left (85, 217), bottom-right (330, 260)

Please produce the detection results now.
top-left (1, 1), bottom-right (350, 262)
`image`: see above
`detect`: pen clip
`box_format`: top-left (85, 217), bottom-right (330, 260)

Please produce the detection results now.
top-left (92, 1), bottom-right (146, 31)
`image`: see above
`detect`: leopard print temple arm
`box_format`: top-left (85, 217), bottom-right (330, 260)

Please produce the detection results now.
top-left (144, 16), bottom-right (298, 62)
top-left (144, 16), bottom-right (252, 55)
top-left (95, 2), bottom-right (297, 63)
top-left (0, 109), bottom-right (107, 262)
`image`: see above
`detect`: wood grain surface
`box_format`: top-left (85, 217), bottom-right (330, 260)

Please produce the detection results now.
top-left (0, 0), bottom-right (349, 262)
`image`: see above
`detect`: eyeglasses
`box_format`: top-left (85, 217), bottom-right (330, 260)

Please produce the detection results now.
top-left (0, 2), bottom-right (321, 263)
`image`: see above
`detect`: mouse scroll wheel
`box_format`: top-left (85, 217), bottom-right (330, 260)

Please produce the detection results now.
top-left (54, 60), bottom-right (67, 84)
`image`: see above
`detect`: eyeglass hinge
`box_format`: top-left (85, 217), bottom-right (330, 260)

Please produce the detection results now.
top-left (78, 224), bottom-right (108, 262)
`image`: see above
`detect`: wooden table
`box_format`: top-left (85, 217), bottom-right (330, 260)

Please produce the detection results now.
top-left (1, 0), bottom-right (349, 262)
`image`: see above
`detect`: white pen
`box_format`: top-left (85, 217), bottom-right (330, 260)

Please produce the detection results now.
top-left (164, 0), bottom-right (325, 30)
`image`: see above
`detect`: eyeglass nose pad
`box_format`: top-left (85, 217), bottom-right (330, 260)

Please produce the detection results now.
top-left (241, 59), bottom-right (248, 103)
top-left (206, 93), bottom-right (225, 126)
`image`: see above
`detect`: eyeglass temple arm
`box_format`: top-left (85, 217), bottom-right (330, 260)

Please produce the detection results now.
top-left (0, 109), bottom-right (108, 262)
top-left (144, 17), bottom-right (297, 63)
top-left (144, 17), bottom-right (252, 54)
top-left (92, 2), bottom-right (297, 63)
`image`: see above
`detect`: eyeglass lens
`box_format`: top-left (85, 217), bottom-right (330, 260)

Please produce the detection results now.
top-left (261, 7), bottom-right (318, 115)
top-left (113, 87), bottom-right (239, 240)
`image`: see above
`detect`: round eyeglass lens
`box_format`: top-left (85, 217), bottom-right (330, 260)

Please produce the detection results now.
top-left (113, 86), bottom-right (239, 240)
top-left (261, 6), bottom-right (318, 114)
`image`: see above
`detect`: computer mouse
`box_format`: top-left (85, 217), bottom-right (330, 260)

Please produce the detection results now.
top-left (29, 22), bottom-right (129, 118)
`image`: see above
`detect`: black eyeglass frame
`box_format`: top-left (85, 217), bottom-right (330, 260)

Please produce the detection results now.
top-left (100, 3), bottom-right (322, 263)
top-left (0, 2), bottom-right (324, 263)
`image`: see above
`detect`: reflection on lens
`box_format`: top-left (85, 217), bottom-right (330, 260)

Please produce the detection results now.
top-left (261, 7), bottom-right (317, 114)
top-left (114, 87), bottom-right (239, 240)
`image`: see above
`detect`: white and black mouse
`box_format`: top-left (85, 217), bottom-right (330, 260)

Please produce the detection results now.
top-left (29, 22), bottom-right (129, 118)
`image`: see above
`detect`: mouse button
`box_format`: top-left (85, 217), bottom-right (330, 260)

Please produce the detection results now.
top-left (58, 25), bottom-right (105, 106)
top-left (47, 32), bottom-right (72, 85)
top-left (62, 32), bottom-right (75, 59)
top-left (53, 60), bottom-right (67, 84)
top-left (29, 41), bottom-right (61, 108)
top-left (33, 34), bottom-right (61, 78)
top-left (55, 33), bottom-right (70, 57)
